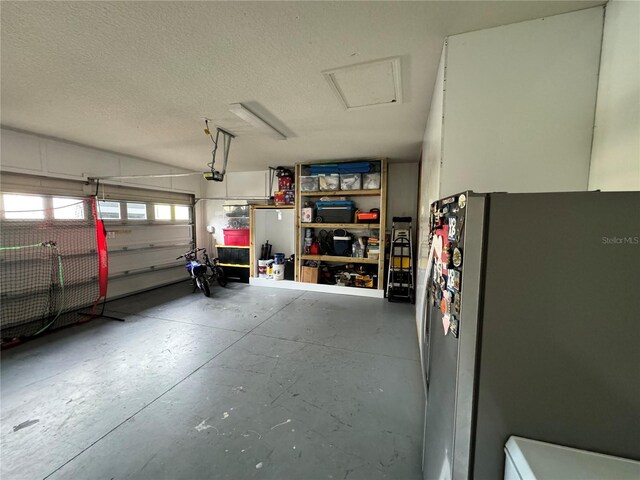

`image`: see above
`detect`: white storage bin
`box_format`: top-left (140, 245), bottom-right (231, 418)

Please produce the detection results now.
top-left (223, 204), bottom-right (250, 217)
top-left (340, 173), bottom-right (362, 190)
top-left (362, 172), bottom-right (381, 190)
top-left (300, 176), bottom-right (319, 192)
top-left (318, 174), bottom-right (340, 191)
top-left (504, 436), bottom-right (640, 480)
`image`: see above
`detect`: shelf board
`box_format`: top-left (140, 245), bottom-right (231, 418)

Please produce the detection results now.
top-left (253, 205), bottom-right (296, 209)
top-left (300, 223), bottom-right (380, 229)
top-left (249, 277), bottom-right (385, 297)
top-left (219, 263), bottom-right (250, 268)
top-left (300, 189), bottom-right (380, 197)
top-left (300, 254), bottom-right (378, 264)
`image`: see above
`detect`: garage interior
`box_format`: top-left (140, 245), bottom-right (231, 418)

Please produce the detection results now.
top-left (1, 1), bottom-right (639, 480)
top-left (3, 285), bottom-right (421, 479)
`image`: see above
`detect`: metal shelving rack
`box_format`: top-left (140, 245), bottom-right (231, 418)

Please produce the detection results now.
top-left (294, 158), bottom-right (387, 293)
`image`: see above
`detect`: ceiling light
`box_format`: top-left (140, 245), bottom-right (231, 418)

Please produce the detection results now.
top-left (228, 103), bottom-right (287, 140)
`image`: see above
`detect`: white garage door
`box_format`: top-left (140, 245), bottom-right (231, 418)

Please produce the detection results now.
top-left (95, 183), bottom-right (194, 299)
top-left (1, 173), bottom-right (195, 301)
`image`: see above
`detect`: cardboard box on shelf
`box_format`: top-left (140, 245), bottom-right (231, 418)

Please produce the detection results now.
top-left (301, 266), bottom-right (319, 284)
top-left (301, 207), bottom-right (314, 223)
top-left (355, 274), bottom-right (374, 288)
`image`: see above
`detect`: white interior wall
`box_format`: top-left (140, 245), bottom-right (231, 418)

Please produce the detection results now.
top-left (201, 200), bottom-right (226, 253)
top-left (386, 162), bottom-right (419, 231)
top-left (421, 46), bottom-right (447, 211)
top-left (416, 45), bottom-right (446, 345)
top-left (589, 0), bottom-right (640, 191)
top-left (201, 178), bottom-right (226, 252)
top-left (202, 170), bottom-right (269, 200)
top-left (201, 171), bottom-right (269, 253)
top-left (415, 7), bottom-right (605, 343)
top-left (0, 128), bottom-right (202, 195)
top-left (254, 210), bottom-right (295, 257)
top-left (441, 7), bottom-right (603, 196)
top-left (253, 209), bottom-right (295, 275)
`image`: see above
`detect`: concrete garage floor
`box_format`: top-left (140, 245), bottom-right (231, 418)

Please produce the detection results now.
top-left (1, 282), bottom-right (424, 480)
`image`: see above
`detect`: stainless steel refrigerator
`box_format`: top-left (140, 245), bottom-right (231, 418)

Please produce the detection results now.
top-left (420, 191), bottom-right (640, 480)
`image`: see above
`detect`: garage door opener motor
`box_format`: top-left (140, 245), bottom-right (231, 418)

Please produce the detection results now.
top-left (203, 119), bottom-right (235, 182)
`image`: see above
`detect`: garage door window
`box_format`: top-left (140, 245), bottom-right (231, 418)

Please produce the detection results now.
top-left (96, 200), bottom-right (190, 222)
top-left (3, 194), bottom-right (45, 219)
top-left (175, 205), bottom-right (190, 221)
top-left (98, 200), bottom-right (121, 220)
top-left (126, 203), bottom-right (147, 220)
top-left (53, 197), bottom-right (85, 220)
top-left (154, 204), bottom-right (172, 220)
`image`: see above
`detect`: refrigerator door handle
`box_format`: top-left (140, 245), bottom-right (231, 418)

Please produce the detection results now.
top-left (424, 298), bottom-right (432, 390)
top-left (422, 240), bottom-right (437, 395)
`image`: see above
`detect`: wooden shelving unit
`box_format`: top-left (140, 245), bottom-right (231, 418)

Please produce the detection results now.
top-left (300, 189), bottom-right (381, 197)
top-left (300, 223), bottom-right (380, 229)
top-left (295, 158), bottom-right (387, 293)
top-left (299, 254), bottom-right (379, 264)
top-left (252, 205), bottom-right (296, 209)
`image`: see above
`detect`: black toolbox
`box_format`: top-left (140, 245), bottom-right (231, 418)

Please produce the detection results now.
top-left (315, 200), bottom-right (355, 223)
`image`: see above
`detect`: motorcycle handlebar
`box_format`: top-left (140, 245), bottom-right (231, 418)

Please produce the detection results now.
top-left (177, 248), bottom-right (206, 260)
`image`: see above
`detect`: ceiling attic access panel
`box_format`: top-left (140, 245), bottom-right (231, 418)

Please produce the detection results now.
top-left (323, 57), bottom-right (403, 110)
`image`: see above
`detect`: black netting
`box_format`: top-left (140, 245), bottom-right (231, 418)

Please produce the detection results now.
top-left (0, 198), bottom-right (102, 340)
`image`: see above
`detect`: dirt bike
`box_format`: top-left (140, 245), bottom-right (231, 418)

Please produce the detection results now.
top-left (177, 248), bottom-right (212, 297)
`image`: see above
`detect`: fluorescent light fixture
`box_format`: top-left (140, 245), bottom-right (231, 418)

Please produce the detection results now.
top-left (228, 103), bottom-right (287, 140)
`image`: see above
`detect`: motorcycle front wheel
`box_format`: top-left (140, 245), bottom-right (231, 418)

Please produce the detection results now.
top-left (196, 275), bottom-right (211, 297)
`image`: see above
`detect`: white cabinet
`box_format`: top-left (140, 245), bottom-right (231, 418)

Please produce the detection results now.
top-left (504, 436), bottom-right (640, 480)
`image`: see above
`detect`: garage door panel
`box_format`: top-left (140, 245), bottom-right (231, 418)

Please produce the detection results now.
top-left (0, 223), bottom-right (96, 257)
top-left (107, 267), bottom-right (186, 299)
top-left (101, 197), bottom-right (195, 299)
top-left (108, 246), bottom-right (186, 275)
top-left (59, 256), bottom-right (98, 284)
top-left (106, 224), bottom-right (192, 250)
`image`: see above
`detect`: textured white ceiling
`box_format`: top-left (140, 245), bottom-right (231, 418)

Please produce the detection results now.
top-left (1, 1), bottom-right (602, 172)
